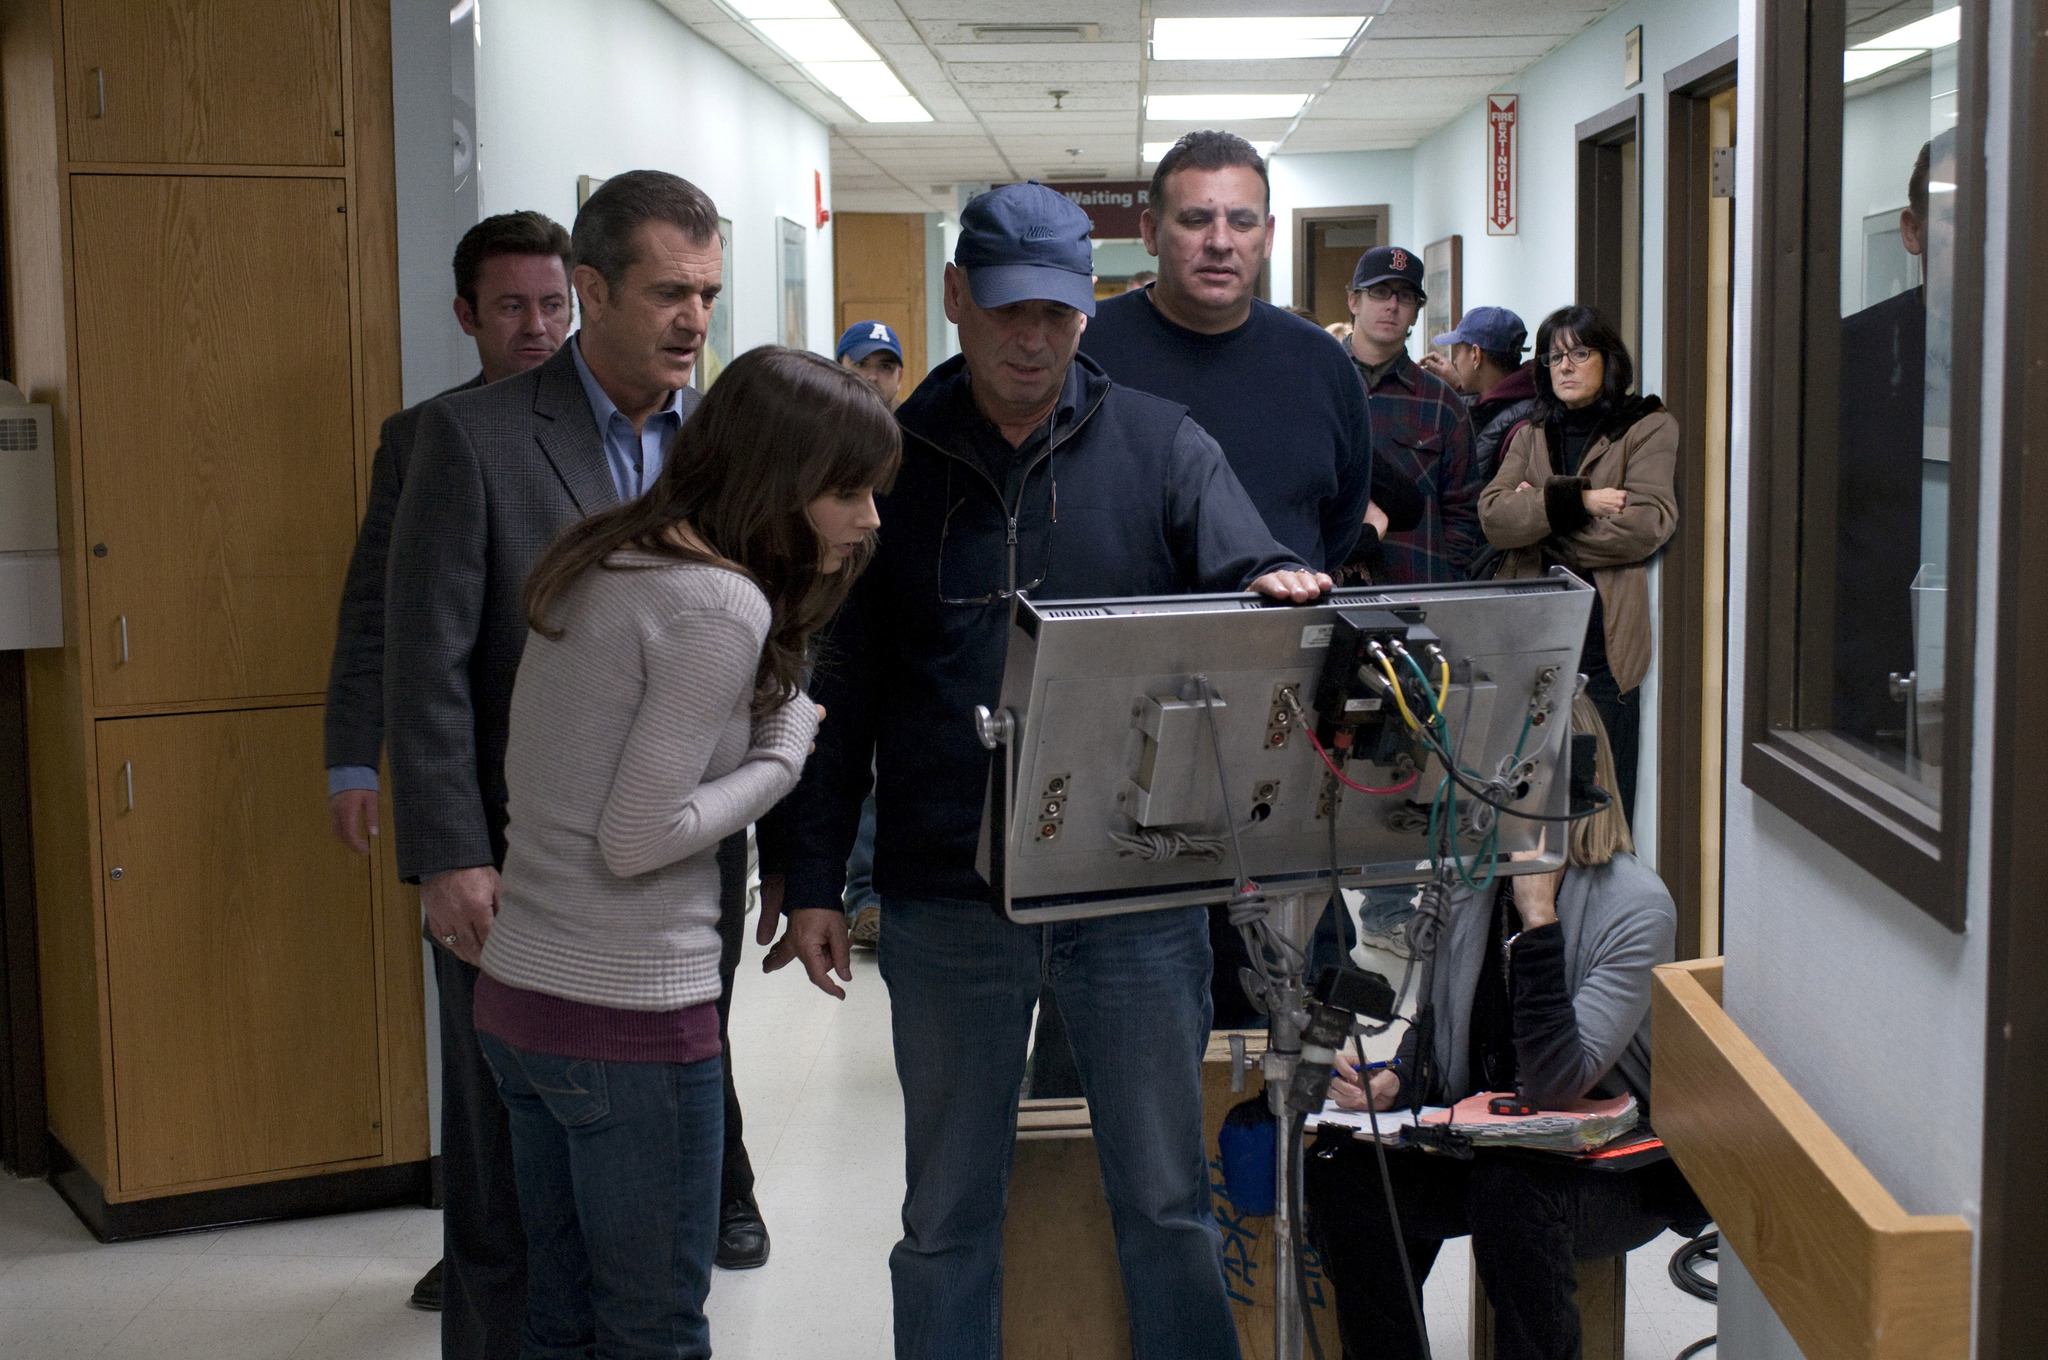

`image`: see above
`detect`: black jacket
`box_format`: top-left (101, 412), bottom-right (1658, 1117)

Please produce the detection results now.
top-left (761, 352), bottom-right (1303, 910)
top-left (324, 373), bottom-right (483, 772)
top-left (1470, 363), bottom-right (1537, 484)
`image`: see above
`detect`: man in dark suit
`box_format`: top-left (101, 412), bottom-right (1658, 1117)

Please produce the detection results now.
top-left (323, 210), bottom-right (572, 1318)
top-left (382, 171), bottom-right (752, 1360)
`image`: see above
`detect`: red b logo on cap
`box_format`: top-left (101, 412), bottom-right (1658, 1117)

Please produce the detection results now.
top-left (1391, 248), bottom-right (1408, 271)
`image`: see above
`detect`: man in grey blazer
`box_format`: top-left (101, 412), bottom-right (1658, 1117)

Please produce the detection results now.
top-left (384, 172), bottom-right (760, 1360)
top-left (323, 210), bottom-right (573, 1320)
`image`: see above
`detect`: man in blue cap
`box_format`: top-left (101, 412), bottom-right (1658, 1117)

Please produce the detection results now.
top-left (836, 318), bottom-right (906, 407)
top-left (758, 182), bottom-right (1325, 1359)
top-left (1420, 304), bottom-right (1535, 482)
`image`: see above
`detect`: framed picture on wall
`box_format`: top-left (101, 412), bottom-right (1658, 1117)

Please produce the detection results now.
top-left (696, 217), bottom-right (734, 393)
top-left (1423, 235), bottom-right (1463, 354)
top-left (777, 217), bottom-right (807, 351)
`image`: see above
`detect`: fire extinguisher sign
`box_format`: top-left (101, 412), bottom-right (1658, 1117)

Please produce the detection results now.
top-left (1487, 95), bottom-right (1518, 237)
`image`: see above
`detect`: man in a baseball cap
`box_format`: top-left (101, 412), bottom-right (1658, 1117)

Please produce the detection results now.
top-left (759, 180), bottom-right (1324, 1360)
top-left (835, 319), bottom-right (906, 406)
top-left (1342, 243), bottom-right (1482, 584)
top-left (1423, 305), bottom-right (1536, 480)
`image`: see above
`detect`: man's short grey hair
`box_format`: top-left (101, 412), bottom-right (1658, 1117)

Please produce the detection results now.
top-left (571, 170), bottom-right (720, 289)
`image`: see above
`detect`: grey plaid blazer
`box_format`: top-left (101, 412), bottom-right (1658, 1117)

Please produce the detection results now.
top-left (384, 343), bottom-right (701, 882)
top-left (323, 372), bottom-right (484, 773)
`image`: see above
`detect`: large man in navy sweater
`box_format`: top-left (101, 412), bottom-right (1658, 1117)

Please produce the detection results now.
top-left (1080, 130), bottom-right (1376, 574)
top-left (758, 184), bottom-right (1328, 1360)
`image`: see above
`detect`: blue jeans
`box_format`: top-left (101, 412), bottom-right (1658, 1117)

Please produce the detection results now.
top-left (478, 1034), bottom-right (724, 1360)
top-left (844, 795), bottom-right (880, 920)
top-left (879, 895), bottom-right (1242, 1360)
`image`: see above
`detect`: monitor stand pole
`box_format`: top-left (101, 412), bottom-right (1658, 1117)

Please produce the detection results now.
top-left (1257, 891), bottom-right (1320, 1360)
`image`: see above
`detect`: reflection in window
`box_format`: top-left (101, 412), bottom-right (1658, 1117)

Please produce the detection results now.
top-left (1825, 0), bottom-right (1959, 806)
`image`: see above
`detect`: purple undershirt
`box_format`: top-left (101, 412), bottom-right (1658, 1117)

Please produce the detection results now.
top-left (473, 971), bottom-right (721, 1065)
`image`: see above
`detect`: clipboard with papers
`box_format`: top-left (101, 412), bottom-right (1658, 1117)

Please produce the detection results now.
top-left (1312, 1091), bottom-right (1653, 1163)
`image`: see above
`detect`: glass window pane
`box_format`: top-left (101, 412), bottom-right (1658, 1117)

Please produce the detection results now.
top-left (1818, 0), bottom-right (1961, 807)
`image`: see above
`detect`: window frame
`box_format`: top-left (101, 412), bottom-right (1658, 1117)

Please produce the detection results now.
top-left (1742, 0), bottom-right (1987, 928)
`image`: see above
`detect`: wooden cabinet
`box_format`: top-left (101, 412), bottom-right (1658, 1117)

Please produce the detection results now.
top-left (2, 0), bottom-right (424, 1227)
top-left (72, 175), bottom-right (359, 707)
top-left (62, 0), bottom-right (344, 167)
top-left (96, 707), bottom-right (382, 1191)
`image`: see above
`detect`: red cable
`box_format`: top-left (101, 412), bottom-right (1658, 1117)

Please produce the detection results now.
top-left (1304, 725), bottom-right (1419, 796)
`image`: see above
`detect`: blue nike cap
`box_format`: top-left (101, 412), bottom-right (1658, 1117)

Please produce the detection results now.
top-left (1432, 305), bottom-right (1529, 355)
top-left (955, 182), bottom-right (1096, 317)
top-left (836, 320), bottom-right (903, 363)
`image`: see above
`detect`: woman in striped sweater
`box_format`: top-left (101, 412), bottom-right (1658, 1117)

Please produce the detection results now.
top-left (477, 346), bottom-right (898, 1359)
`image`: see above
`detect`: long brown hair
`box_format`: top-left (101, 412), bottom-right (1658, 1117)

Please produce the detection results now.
top-left (523, 346), bottom-right (900, 714)
top-left (1567, 694), bottom-right (1634, 868)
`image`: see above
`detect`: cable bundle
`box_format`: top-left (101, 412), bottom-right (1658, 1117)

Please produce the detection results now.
top-left (1107, 828), bottom-right (1226, 862)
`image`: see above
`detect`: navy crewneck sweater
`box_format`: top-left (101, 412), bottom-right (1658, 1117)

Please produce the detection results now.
top-left (1080, 289), bottom-right (1374, 572)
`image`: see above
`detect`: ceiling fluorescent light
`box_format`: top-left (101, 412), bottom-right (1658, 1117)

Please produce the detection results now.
top-left (806, 60), bottom-right (933, 121)
top-left (751, 17), bottom-right (877, 64)
top-left (1145, 93), bottom-right (1308, 121)
top-left (1844, 6), bottom-right (1960, 82)
top-left (1144, 139), bottom-right (1278, 162)
top-left (730, 0), bottom-right (838, 16)
top-left (1149, 16), bottom-right (1367, 62)
top-left (842, 93), bottom-right (932, 122)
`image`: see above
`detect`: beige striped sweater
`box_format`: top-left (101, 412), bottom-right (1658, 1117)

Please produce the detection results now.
top-left (482, 554), bottom-right (817, 1011)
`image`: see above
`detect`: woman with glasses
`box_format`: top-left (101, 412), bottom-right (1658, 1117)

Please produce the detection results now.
top-left (473, 347), bottom-right (898, 1358)
top-left (1477, 304), bottom-right (1678, 823)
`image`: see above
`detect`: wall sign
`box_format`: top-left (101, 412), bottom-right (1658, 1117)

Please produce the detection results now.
top-left (1036, 180), bottom-right (1153, 239)
top-left (1487, 95), bottom-right (1519, 236)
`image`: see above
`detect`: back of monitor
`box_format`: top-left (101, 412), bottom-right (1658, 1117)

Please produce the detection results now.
top-left (978, 574), bottom-right (1597, 923)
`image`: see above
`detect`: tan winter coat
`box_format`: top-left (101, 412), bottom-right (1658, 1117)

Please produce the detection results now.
top-left (1477, 397), bottom-right (1679, 693)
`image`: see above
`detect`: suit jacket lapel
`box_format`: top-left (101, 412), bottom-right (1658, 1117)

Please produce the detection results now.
top-left (531, 346), bottom-right (619, 515)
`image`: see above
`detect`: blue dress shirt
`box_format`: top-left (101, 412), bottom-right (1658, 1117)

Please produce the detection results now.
top-left (328, 336), bottom-right (690, 797)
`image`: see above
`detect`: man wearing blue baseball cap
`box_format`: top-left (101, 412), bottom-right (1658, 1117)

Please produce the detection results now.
top-left (836, 318), bottom-right (906, 407)
top-left (759, 182), bottom-right (1325, 1360)
top-left (1421, 305), bottom-right (1535, 481)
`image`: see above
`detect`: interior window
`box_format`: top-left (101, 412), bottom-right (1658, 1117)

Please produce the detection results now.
top-left (1813, 0), bottom-right (1961, 807)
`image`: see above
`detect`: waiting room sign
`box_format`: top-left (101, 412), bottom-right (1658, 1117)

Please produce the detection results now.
top-left (1488, 95), bottom-right (1519, 236)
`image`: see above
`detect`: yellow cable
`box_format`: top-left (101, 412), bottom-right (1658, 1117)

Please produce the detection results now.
top-left (1435, 655), bottom-right (1451, 718)
top-left (1376, 654), bottom-right (1422, 731)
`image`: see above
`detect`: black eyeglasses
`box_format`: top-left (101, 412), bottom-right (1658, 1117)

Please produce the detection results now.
top-left (936, 460), bottom-right (1060, 606)
top-left (1360, 283), bottom-right (1426, 306)
top-left (1539, 346), bottom-right (1598, 368)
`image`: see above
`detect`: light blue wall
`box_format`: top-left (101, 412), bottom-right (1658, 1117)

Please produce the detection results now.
top-left (475, 0), bottom-right (834, 365)
top-left (1266, 149), bottom-right (1417, 313)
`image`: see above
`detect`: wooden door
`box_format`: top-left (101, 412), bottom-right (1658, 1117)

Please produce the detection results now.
top-left (63, 0), bottom-right (344, 166)
top-left (72, 175), bottom-right (359, 707)
top-left (96, 706), bottom-right (381, 1193)
top-left (832, 212), bottom-right (928, 392)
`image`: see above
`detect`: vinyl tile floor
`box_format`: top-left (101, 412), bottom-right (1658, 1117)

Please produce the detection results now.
top-left (0, 918), bottom-right (1717, 1359)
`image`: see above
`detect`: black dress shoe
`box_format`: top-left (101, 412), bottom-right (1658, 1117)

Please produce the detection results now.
top-left (716, 1196), bottom-right (770, 1270)
top-left (408, 1260), bottom-right (445, 1311)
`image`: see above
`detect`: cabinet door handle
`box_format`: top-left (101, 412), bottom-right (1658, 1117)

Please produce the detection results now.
top-left (90, 67), bottom-right (105, 119)
top-left (115, 614), bottom-right (128, 665)
top-left (121, 761), bottom-right (133, 811)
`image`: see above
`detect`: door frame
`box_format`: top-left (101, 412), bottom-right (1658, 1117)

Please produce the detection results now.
top-left (1290, 204), bottom-right (1389, 315)
top-left (1575, 95), bottom-right (1645, 363)
top-left (1656, 39), bottom-right (1739, 961)
top-left (1980, 0), bottom-right (2048, 1344)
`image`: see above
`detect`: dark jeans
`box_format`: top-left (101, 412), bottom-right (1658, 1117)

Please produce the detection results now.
top-left (1304, 1139), bottom-right (1704, 1360)
top-left (1581, 666), bottom-right (1640, 828)
top-left (712, 831), bottom-right (755, 1205)
top-left (434, 945), bottom-right (527, 1360)
top-left (478, 1035), bottom-right (724, 1360)
top-left (880, 895), bottom-right (1240, 1360)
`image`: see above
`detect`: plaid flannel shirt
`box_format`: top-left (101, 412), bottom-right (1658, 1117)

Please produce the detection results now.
top-left (1354, 351), bottom-right (1483, 583)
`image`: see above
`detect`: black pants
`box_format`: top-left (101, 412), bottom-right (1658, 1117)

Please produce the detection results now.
top-left (440, 830), bottom-right (756, 1359)
top-left (1581, 665), bottom-right (1640, 828)
top-left (1304, 1139), bottom-right (1703, 1360)
top-left (712, 830), bottom-right (755, 1204)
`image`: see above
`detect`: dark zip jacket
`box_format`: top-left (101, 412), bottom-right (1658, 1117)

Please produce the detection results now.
top-left (761, 351), bottom-right (1305, 911)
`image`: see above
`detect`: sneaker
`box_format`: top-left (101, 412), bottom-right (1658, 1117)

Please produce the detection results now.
top-left (849, 905), bottom-right (881, 949)
top-left (1355, 921), bottom-right (1413, 961)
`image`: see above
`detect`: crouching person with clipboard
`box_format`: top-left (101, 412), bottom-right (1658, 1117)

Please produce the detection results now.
top-left (1303, 697), bottom-right (1707, 1360)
